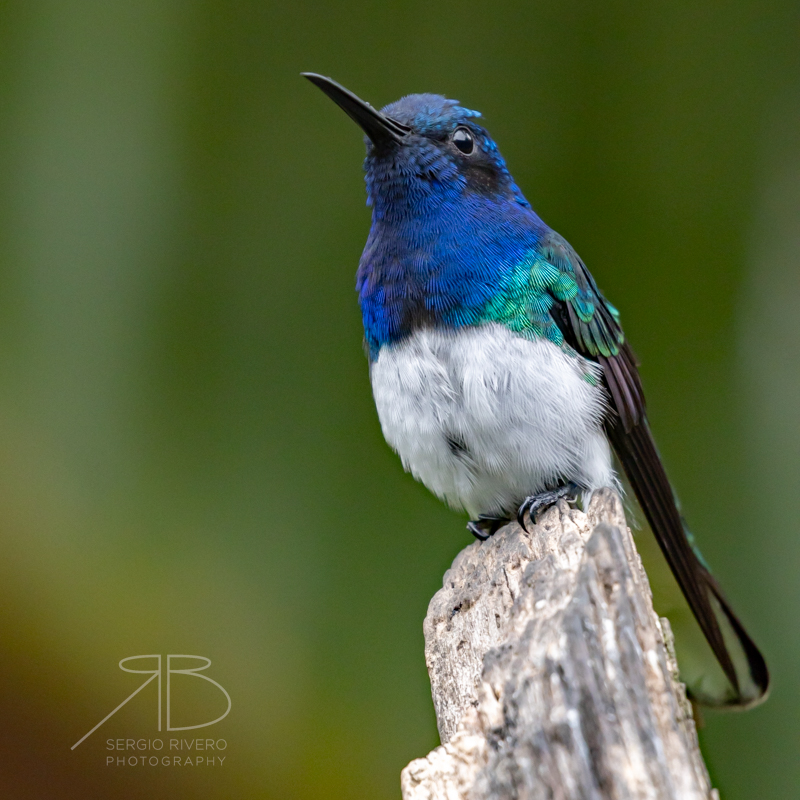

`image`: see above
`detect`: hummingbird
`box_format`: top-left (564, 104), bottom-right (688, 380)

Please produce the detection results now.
top-left (303, 73), bottom-right (768, 707)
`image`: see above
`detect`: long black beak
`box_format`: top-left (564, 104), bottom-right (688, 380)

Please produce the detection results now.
top-left (302, 73), bottom-right (410, 147)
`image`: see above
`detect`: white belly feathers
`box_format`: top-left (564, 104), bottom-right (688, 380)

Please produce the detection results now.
top-left (369, 323), bottom-right (616, 518)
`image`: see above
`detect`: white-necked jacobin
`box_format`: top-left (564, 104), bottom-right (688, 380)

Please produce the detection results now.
top-left (303, 73), bottom-right (768, 707)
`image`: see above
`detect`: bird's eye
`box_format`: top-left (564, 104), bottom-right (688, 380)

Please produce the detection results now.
top-left (452, 126), bottom-right (474, 155)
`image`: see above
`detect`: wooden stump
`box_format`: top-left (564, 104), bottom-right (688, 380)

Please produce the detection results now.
top-left (401, 489), bottom-right (716, 800)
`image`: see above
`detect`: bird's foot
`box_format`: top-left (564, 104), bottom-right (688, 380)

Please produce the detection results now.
top-left (517, 483), bottom-right (579, 532)
top-left (467, 514), bottom-right (508, 542)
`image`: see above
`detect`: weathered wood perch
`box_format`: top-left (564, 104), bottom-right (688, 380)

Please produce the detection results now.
top-left (401, 489), bottom-right (717, 800)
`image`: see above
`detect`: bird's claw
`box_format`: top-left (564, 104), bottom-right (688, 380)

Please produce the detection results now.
top-left (516, 483), bottom-right (579, 532)
top-left (467, 514), bottom-right (507, 541)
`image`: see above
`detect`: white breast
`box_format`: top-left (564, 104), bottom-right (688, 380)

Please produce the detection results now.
top-left (369, 323), bottom-right (616, 518)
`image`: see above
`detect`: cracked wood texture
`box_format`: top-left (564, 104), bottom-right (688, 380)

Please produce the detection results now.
top-left (401, 489), bottom-right (717, 800)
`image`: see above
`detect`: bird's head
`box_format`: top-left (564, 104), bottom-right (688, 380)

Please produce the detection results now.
top-left (303, 74), bottom-right (529, 222)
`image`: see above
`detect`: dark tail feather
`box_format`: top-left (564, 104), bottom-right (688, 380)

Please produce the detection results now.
top-left (607, 418), bottom-right (769, 706)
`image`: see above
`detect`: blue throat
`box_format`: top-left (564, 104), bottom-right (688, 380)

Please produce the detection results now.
top-left (358, 195), bottom-right (548, 358)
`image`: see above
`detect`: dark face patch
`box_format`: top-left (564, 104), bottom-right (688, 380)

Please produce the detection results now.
top-left (399, 123), bottom-right (517, 200)
top-left (456, 153), bottom-right (513, 198)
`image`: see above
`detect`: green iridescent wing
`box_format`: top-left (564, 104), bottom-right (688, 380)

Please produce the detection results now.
top-left (534, 230), bottom-right (769, 707)
top-left (536, 231), bottom-right (645, 431)
top-left (536, 233), bottom-right (623, 355)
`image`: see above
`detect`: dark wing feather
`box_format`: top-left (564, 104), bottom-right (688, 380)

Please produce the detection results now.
top-left (540, 231), bottom-right (769, 705)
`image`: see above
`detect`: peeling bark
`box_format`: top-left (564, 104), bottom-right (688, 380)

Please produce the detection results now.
top-left (402, 489), bottom-right (716, 800)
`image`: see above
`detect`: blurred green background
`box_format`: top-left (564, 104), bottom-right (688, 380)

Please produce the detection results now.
top-left (0, 1), bottom-right (798, 797)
